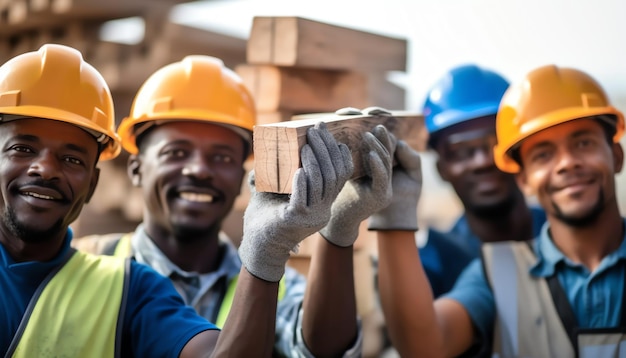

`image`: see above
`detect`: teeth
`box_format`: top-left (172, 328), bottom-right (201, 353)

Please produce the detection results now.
top-left (25, 192), bottom-right (55, 200)
top-left (180, 192), bottom-right (214, 203)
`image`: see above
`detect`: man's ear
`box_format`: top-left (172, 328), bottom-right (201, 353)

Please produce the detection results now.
top-left (435, 157), bottom-right (450, 183)
top-left (85, 167), bottom-right (100, 203)
top-left (128, 154), bottom-right (142, 187)
top-left (613, 142), bottom-right (624, 173)
top-left (515, 170), bottom-right (534, 197)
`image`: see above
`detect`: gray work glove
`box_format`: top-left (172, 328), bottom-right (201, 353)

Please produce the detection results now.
top-left (368, 139), bottom-right (422, 231)
top-left (239, 122), bottom-right (354, 282)
top-left (319, 125), bottom-right (395, 247)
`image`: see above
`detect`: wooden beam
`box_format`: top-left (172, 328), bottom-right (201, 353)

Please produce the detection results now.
top-left (247, 16), bottom-right (407, 71)
top-left (253, 109), bottom-right (427, 193)
top-left (0, 0), bottom-right (184, 37)
top-left (236, 64), bottom-right (369, 113)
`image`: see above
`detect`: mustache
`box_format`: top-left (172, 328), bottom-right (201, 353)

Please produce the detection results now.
top-left (17, 179), bottom-right (69, 203)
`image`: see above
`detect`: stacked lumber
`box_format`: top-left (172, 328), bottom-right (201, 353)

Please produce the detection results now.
top-left (236, 16), bottom-right (407, 125)
top-left (236, 19), bottom-right (425, 351)
top-left (0, 1), bottom-right (250, 238)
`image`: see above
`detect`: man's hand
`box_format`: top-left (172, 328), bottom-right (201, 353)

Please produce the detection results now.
top-left (319, 125), bottom-right (395, 247)
top-left (368, 139), bottom-right (422, 231)
top-left (239, 122), bottom-right (354, 282)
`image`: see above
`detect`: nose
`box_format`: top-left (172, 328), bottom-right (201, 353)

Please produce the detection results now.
top-left (554, 146), bottom-right (581, 173)
top-left (181, 152), bottom-right (213, 179)
top-left (469, 144), bottom-right (496, 170)
top-left (27, 151), bottom-right (61, 180)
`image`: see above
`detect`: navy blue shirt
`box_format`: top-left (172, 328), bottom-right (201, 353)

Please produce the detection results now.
top-left (0, 228), bottom-right (216, 356)
top-left (420, 206), bottom-right (546, 297)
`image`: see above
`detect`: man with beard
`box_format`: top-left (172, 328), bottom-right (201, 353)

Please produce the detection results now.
top-left (75, 55), bottom-right (397, 357)
top-left (375, 64), bottom-right (626, 357)
top-left (418, 64), bottom-right (546, 297)
top-left (0, 45), bottom-right (359, 357)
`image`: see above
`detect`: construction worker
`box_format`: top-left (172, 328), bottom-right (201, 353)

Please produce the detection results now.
top-left (375, 64), bottom-right (626, 357)
top-left (75, 55), bottom-right (397, 357)
top-left (0, 44), bottom-right (357, 357)
top-left (419, 64), bottom-right (546, 297)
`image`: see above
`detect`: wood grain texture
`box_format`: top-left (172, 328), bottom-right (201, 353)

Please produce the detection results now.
top-left (236, 64), bottom-right (369, 112)
top-left (253, 110), bottom-right (427, 193)
top-left (246, 16), bottom-right (407, 71)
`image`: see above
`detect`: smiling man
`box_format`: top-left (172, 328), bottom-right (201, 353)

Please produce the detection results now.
top-left (1, 44), bottom-right (358, 357)
top-left (73, 55), bottom-right (395, 357)
top-left (375, 64), bottom-right (626, 357)
top-left (414, 64), bottom-right (546, 297)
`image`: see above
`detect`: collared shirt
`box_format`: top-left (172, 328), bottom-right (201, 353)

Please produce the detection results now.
top-left (446, 219), bottom-right (626, 350)
top-left (129, 225), bottom-right (362, 358)
top-left (418, 207), bottom-right (546, 298)
top-left (448, 206), bottom-right (547, 258)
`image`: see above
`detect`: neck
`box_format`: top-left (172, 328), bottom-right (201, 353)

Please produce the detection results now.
top-left (464, 195), bottom-right (534, 243)
top-left (548, 202), bottom-right (623, 272)
top-left (143, 220), bottom-right (222, 273)
top-left (0, 228), bottom-right (66, 263)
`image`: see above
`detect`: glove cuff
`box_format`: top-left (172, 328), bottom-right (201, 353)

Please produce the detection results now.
top-left (367, 205), bottom-right (418, 231)
top-left (238, 238), bottom-right (288, 282)
top-left (319, 223), bottom-right (360, 248)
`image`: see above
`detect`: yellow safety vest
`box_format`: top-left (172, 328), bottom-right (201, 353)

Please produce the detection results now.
top-left (483, 241), bottom-right (626, 358)
top-left (7, 249), bottom-right (128, 358)
top-left (113, 233), bottom-right (287, 329)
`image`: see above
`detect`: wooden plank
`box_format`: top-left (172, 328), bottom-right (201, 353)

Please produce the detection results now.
top-left (0, 0), bottom-right (183, 37)
top-left (236, 64), bottom-right (369, 112)
top-left (246, 16), bottom-right (407, 71)
top-left (253, 109), bottom-right (427, 193)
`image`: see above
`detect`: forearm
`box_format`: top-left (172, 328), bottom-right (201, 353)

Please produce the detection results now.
top-left (301, 236), bottom-right (359, 357)
top-left (212, 268), bottom-right (278, 357)
top-left (377, 230), bottom-right (445, 357)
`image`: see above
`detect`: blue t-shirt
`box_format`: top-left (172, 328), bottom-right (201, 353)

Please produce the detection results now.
top-left (446, 220), bottom-right (626, 351)
top-left (0, 228), bottom-right (217, 356)
top-left (420, 229), bottom-right (474, 297)
top-left (420, 206), bottom-right (547, 297)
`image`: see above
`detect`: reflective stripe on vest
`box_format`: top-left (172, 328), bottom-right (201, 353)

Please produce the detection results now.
top-left (114, 233), bottom-right (287, 329)
top-left (483, 241), bottom-right (626, 358)
top-left (10, 250), bottom-right (126, 357)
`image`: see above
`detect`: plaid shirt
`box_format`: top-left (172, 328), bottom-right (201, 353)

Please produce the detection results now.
top-left (129, 225), bottom-right (362, 357)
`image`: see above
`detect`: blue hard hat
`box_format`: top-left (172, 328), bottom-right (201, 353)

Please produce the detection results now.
top-left (423, 64), bottom-right (509, 148)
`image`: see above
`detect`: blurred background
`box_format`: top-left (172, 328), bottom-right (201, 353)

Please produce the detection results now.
top-left (3, 0), bottom-right (624, 355)
top-left (3, 0), bottom-right (623, 236)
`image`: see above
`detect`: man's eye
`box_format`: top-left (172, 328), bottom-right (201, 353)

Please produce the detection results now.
top-left (10, 145), bottom-right (33, 153)
top-left (164, 149), bottom-right (187, 158)
top-left (215, 154), bottom-right (233, 163)
top-left (64, 157), bottom-right (83, 165)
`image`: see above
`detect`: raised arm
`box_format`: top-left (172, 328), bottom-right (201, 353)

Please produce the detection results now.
top-left (302, 125), bottom-right (395, 356)
top-left (373, 141), bottom-right (476, 357)
top-left (185, 121), bottom-right (354, 357)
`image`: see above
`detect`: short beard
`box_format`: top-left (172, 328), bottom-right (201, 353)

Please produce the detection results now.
top-left (171, 222), bottom-right (221, 244)
top-left (3, 206), bottom-right (65, 243)
top-left (553, 190), bottom-right (605, 228)
top-left (466, 193), bottom-right (517, 221)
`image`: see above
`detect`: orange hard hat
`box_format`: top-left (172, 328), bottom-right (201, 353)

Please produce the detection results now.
top-left (117, 55), bottom-right (256, 155)
top-left (494, 64), bottom-right (625, 173)
top-left (0, 44), bottom-right (121, 161)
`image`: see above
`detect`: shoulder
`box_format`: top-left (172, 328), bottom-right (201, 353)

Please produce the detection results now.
top-left (71, 232), bottom-right (127, 254)
top-left (124, 261), bottom-right (217, 356)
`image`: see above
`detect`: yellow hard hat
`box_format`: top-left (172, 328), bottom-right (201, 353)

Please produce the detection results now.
top-left (0, 44), bottom-right (121, 161)
top-left (494, 65), bottom-right (625, 173)
top-left (117, 55), bottom-right (256, 155)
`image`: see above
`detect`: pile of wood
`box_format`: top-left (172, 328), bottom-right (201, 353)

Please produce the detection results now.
top-left (3, 10), bottom-right (425, 353)
top-left (234, 17), bottom-right (426, 356)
